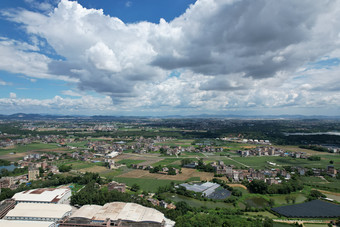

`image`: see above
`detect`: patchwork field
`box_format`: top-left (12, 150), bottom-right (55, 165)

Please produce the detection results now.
top-left (77, 166), bottom-right (107, 173)
top-left (0, 143), bottom-right (70, 161)
top-left (113, 178), bottom-right (183, 192)
top-left (115, 168), bottom-right (228, 181)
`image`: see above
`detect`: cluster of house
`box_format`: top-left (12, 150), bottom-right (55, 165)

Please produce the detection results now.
top-left (239, 146), bottom-right (284, 157)
top-left (221, 137), bottom-right (271, 145)
top-left (134, 144), bottom-right (223, 156)
top-left (0, 134), bottom-right (69, 148)
top-left (147, 198), bottom-right (176, 209)
top-left (241, 139), bottom-right (271, 145)
top-left (238, 147), bottom-right (311, 159)
top-left (182, 161), bottom-right (338, 184)
top-left (0, 160), bottom-right (60, 191)
top-left (211, 161), bottom-right (287, 183)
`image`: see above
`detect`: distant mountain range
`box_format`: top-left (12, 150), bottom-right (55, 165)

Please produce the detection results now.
top-left (0, 113), bottom-right (339, 120)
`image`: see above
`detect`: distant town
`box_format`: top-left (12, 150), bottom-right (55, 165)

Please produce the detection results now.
top-left (0, 116), bottom-right (340, 226)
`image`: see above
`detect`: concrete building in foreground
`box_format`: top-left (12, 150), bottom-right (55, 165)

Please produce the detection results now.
top-left (12, 187), bottom-right (71, 204)
top-left (58, 202), bottom-right (174, 227)
top-left (4, 202), bottom-right (72, 222)
top-left (0, 220), bottom-right (55, 227)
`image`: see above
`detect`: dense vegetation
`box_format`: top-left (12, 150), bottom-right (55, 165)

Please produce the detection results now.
top-left (0, 159), bottom-right (11, 166)
top-left (246, 178), bottom-right (303, 194)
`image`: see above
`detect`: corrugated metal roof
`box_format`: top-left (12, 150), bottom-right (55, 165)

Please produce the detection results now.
top-left (5, 203), bottom-right (72, 219)
top-left (12, 188), bottom-right (70, 203)
top-left (0, 220), bottom-right (54, 227)
top-left (71, 202), bottom-right (164, 223)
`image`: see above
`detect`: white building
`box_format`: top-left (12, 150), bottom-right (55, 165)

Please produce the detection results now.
top-left (4, 202), bottom-right (72, 222)
top-left (0, 220), bottom-right (55, 227)
top-left (62, 202), bottom-right (173, 226)
top-left (12, 187), bottom-right (71, 204)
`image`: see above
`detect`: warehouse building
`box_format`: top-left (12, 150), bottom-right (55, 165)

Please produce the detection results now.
top-left (12, 187), bottom-right (71, 204)
top-left (4, 202), bottom-right (72, 222)
top-left (58, 202), bottom-right (174, 227)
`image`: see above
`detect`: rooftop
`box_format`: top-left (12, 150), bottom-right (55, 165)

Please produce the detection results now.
top-left (71, 202), bottom-right (165, 223)
top-left (0, 220), bottom-right (55, 227)
top-left (5, 203), bottom-right (72, 219)
top-left (12, 187), bottom-right (70, 203)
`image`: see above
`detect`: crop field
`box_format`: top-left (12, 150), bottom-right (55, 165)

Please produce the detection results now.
top-left (274, 145), bottom-right (333, 155)
top-left (302, 177), bottom-right (340, 192)
top-left (59, 160), bottom-right (104, 170)
top-left (116, 159), bottom-right (146, 165)
top-left (0, 143), bottom-right (70, 160)
top-left (0, 143), bottom-right (61, 155)
top-left (162, 192), bottom-right (234, 209)
top-left (77, 166), bottom-right (107, 173)
top-left (303, 224), bottom-right (328, 227)
top-left (301, 177), bottom-right (328, 184)
top-left (180, 152), bottom-right (205, 157)
top-left (220, 142), bottom-right (257, 150)
top-left (151, 158), bottom-right (181, 167)
top-left (115, 168), bottom-right (228, 181)
top-left (64, 141), bottom-right (88, 148)
top-left (113, 177), bottom-right (182, 192)
top-left (99, 168), bottom-right (131, 179)
top-left (316, 190), bottom-right (340, 202)
top-left (225, 156), bottom-right (340, 169)
top-left (155, 139), bottom-right (195, 147)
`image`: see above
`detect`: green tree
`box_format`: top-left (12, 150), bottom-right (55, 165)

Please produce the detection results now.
top-left (131, 183), bottom-right (140, 192)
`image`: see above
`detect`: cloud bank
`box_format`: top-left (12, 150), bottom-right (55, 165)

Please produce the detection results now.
top-left (1, 0), bottom-right (340, 115)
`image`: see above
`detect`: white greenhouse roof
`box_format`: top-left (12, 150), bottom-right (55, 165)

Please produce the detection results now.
top-left (71, 202), bottom-right (164, 223)
top-left (5, 203), bottom-right (72, 219)
top-left (0, 220), bottom-right (55, 227)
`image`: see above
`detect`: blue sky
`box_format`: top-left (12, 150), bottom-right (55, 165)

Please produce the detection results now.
top-left (0, 0), bottom-right (340, 116)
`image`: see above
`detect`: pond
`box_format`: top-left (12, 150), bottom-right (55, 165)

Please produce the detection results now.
top-left (162, 193), bottom-right (234, 209)
top-left (0, 164), bottom-right (16, 172)
top-left (271, 194), bottom-right (307, 205)
top-left (245, 197), bottom-right (269, 208)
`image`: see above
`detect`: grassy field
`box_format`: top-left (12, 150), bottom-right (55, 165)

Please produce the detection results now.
top-left (245, 211), bottom-right (278, 219)
top-left (113, 177), bottom-right (182, 192)
top-left (273, 223), bottom-right (295, 227)
top-left (152, 158), bottom-right (181, 167)
top-left (58, 160), bottom-right (104, 170)
top-left (301, 176), bottom-right (340, 192)
top-left (0, 143), bottom-right (61, 155)
top-left (218, 155), bottom-right (340, 169)
top-left (162, 192), bottom-right (235, 209)
top-left (65, 141), bottom-right (88, 148)
top-left (116, 159), bottom-right (146, 165)
top-left (155, 139), bottom-right (195, 147)
top-left (116, 168), bottom-right (227, 182)
top-left (304, 224), bottom-right (329, 227)
top-left (180, 152), bottom-right (205, 157)
top-left (99, 168), bottom-right (127, 179)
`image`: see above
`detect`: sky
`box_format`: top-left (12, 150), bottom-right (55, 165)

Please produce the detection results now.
top-left (0, 0), bottom-right (340, 116)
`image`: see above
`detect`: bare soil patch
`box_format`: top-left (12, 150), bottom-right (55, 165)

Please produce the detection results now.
top-left (227, 184), bottom-right (248, 190)
top-left (77, 166), bottom-right (108, 173)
